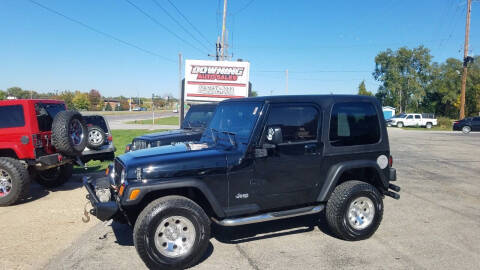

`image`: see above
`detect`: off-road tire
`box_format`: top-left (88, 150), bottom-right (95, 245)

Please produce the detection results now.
top-left (0, 157), bottom-right (29, 206)
top-left (134, 196), bottom-right (210, 270)
top-left (397, 122), bottom-right (404, 128)
top-left (35, 163), bottom-right (73, 188)
top-left (326, 180), bottom-right (383, 241)
top-left (52, 110), bottom-right (87, 155)
top-left (462, 126), bottom-right (471, 134)
top-left (87, 125), bottom-right (106, 150)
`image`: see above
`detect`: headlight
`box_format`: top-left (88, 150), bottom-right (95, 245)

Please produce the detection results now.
top-left (120, 169), bottom-right (126, 184)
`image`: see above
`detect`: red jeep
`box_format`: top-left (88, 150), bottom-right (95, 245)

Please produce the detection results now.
top-left (0, 99), bottom-right (112, 206)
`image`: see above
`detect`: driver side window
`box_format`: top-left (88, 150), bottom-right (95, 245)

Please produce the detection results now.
top-left (266, 105), bottom-right (319, 143)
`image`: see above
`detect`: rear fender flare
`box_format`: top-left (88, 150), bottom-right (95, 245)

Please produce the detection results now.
top-left (317, 160), bottom-right (387, 202)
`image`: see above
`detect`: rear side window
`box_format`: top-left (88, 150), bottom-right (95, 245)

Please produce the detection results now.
top-left (329, 102), bottom-right (380, 147)
top-left (266, 105), bottom-right (319, 142)
top-left (0, 105), bottom-right (25, 128)
top-left (415, 115), bottom-right (421, 119)
top-left (84, 116), bottom-right (108, 132)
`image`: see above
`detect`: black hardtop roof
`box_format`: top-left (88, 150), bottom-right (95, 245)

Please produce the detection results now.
top-left (220, 95), bottom-right (379, 106)
top-left (190, 103), bottom-right (218, 108)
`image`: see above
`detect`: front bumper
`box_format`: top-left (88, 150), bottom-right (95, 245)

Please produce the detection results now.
top-left (83, 176), bottom-right (119, 221)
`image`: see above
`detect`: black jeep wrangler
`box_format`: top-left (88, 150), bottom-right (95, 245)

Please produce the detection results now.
top-left (125, 103), bottom-right (217, 152)
top-left (84, 95), bottom-right (399, 269)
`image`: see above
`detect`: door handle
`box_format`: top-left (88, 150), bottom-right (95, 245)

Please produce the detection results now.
top-left (304, 143), bottom-right (317, 154)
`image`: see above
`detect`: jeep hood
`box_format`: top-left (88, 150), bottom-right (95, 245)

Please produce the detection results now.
top-left (118, 143), bottom-right (227, 179)
top-left (135, 129), bottom-right (203, 141)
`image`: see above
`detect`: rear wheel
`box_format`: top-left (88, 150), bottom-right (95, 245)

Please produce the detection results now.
top-left (426, 122), bottom-right (432, 129)
top-left (0, 158), bottom-right (29, 206)
top-left (134, 196), bottom-right (210, 270)
top-left (462, 126), bottom-right (471, 134)
top-left (326, 180), bottom-right (383, 241)
top-left (35, 163), bottom-right (73, 188)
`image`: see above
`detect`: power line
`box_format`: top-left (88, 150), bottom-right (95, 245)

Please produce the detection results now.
top-left (124, 0), bottom-right (208, 55)
top-left (256, 70), bottom-right (371, 73)
top-left (232, 0), bottom-right (256, 15)
top-left (166, 0), bottom-right (213, 47)
top-left (27, 0), bottom-right (175, 62)
top-left (151, 0), bottom-right (211, 51)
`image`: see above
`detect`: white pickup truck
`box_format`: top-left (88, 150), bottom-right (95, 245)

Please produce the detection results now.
top-left (388, 113), bottom-right (437, 128)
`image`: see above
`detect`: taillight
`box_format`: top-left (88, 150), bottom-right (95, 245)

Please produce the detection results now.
top-left (107, 135), bottom-right (113, 142)
top-left (454, 121), bottom-right (459, 124)
top-left (32, 134), bottom-right (43, 148)
top-left (389, 155), bottom-right (393, 167)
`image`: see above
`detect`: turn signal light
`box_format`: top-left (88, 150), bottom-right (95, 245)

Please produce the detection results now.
top-left (119, 184), bottom-right (125, 196)
top-left (389, 155), bottom-right (393, 167)
top-left (129, 189), bottom-right (140, 201)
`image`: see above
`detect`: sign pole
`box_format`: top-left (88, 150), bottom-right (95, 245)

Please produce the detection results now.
top-left (179, 53), bottom-right (184, 127)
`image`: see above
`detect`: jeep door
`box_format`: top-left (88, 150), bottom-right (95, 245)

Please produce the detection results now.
top-left (253, 103), bottom-right (322, 210)
top-left (472, 117), bottom-right (480, 131)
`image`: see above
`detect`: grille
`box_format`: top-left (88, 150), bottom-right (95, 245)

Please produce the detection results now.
top-left (133, 139), bottom-right (147, 150)
top-left (114, 158), bottom-right (124, 185)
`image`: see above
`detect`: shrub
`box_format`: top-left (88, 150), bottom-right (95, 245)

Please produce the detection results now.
top-left (437, 117), bottom-right (453, 129)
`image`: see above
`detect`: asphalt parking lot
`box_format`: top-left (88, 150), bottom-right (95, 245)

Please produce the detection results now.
top-left (39, 128), bottom-right (480, 270)
top-left (2, 128), bottom-right (479, 270)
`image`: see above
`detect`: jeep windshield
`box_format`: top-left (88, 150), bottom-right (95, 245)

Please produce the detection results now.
top-left (201, 102), bottom-right (263, 147)
top-left (182, 106), bottom-right (215, 129)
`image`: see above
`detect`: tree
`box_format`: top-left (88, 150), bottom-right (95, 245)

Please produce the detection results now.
top-left (6, 87), bottom-right (29, 99)
top-left (0, 90), bottom-right (5, 100)
top-left (250, 90), bottom-right (258, 97)
top-left (373, 46), bottom-right (432, 113)
top-left (119, 97), bottom-right (129, 111)
top-left (58, 91), bottom-right (76, 110)
top-left (357, 81), bottom-right (373, 96)
top-left (72, 91), bottom-right (90, 110)
top-left (104, 102), bottom-right (113, 111)
top-left (88, 89), bottom-right (102, 111)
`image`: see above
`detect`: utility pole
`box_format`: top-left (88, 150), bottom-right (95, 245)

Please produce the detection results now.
top-left (152, 93), bottom-right (155, 129)
top-left (179, 52), bottom-right (184, 127)
top-left (285, 69), bottom-right (289, 94)
top-left (220, 0), bottom-right (228, 60)
top-left (460, 0), bottom-right (472, 119)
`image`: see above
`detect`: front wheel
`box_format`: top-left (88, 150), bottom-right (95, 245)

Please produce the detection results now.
top-left (134, 196), bottom-right (210, 270)
top-left (326, 180), bottom-right (383, 241)
top-left (396, 122), bottom-right (404, 128)
top-left (35, 163), bottom-right (73, 188)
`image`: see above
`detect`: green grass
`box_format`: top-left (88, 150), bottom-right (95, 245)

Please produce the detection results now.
top-left (73, 129), bottom-right (165, 174)
top-left (127, 116), bottom-right (179, 125)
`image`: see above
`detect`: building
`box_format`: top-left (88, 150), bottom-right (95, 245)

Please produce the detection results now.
top-left (382, 106), bottom-right (396, 119)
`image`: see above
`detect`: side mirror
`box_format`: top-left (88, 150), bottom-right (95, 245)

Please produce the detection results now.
top-left (266, 126), bottom-right (283, 145)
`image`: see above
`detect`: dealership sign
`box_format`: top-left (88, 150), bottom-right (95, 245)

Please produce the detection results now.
top-left (184, 59), bottom-right (250, 102)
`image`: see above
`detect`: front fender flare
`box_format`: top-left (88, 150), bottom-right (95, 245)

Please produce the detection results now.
top-left (122, 178), bottom-right (226, 218)
top-left (317, 160), bottom-right (387, 202)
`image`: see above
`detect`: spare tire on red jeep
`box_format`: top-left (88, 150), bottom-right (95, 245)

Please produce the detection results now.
top-left (52, 110), bottom-right (88, 156)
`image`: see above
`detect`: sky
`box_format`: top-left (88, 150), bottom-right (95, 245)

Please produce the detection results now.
top-left (0, 0), bottom-right (478, 98)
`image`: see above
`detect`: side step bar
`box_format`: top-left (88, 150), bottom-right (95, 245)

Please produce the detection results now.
top-left (212, 204), bottom-right (325, 226)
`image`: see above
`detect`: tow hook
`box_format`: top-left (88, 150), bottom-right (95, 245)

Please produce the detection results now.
top-left (82, 200), bottom-right (92, 223)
